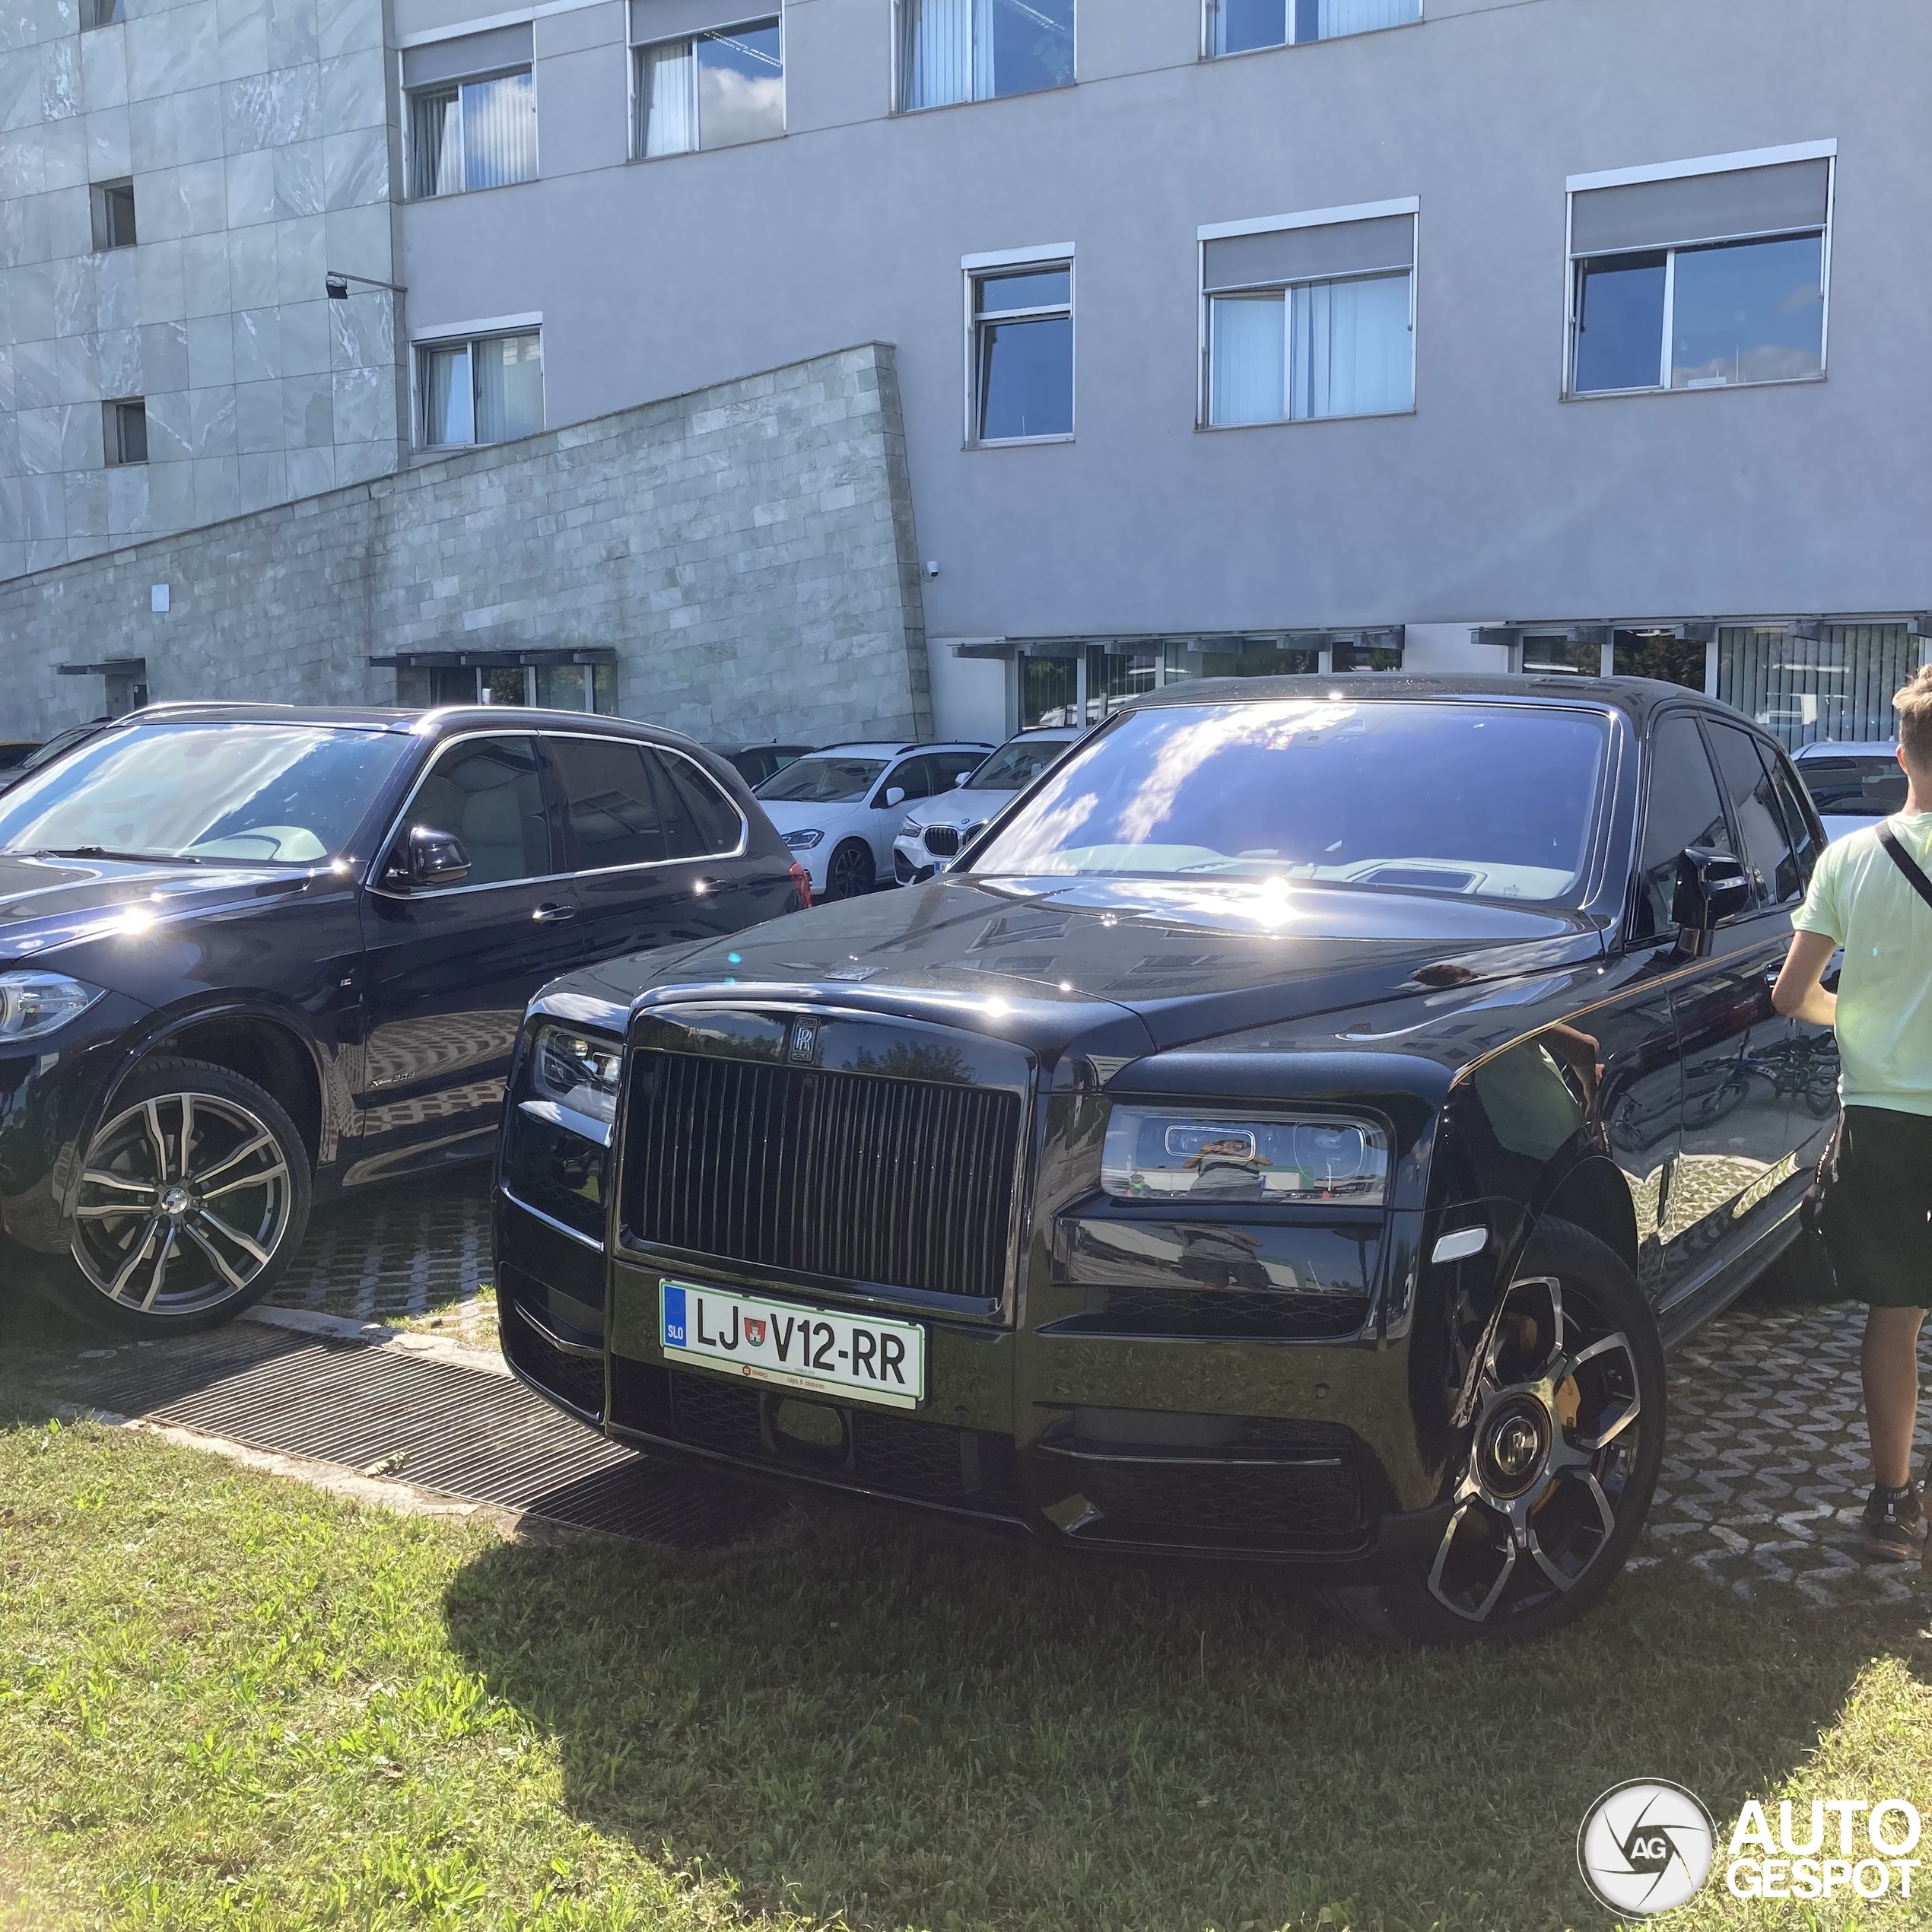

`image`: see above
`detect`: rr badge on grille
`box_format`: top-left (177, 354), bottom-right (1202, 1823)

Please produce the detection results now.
top-left (789, 1019), bottom-right (821, 1063)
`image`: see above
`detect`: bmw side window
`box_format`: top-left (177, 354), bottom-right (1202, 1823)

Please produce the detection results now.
top-left (1706, 720), bottom-right (1801, 907)
top-left (880, 757), bottom-right (933, 806)
top-left (1632, 714), bottom-right (1732, 939)
top-left (1762, 747), bottom-right (1822, 893)
top-left (548, 735), bottom-right (668, 870)
top-left (404, 736), bottom-right (554, 888)
top-left (656, 752), bottom-right (743, 857)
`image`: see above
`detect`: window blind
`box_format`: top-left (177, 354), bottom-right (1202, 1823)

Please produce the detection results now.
top-left (1203, 214), bottom-right (1414, 293)
top-left (403, 22), bottom-right (533, 87)
top-left (1570, 158), bottom-right (1829, 256)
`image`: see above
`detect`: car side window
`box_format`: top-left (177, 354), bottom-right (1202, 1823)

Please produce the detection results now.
top-left (1707, 720), bottom-right (1802, 907)
top-left (931, 751), bottom-right (985, 791)
top-left (403, 735), bottom-right (553, 889)
top-left (652, 751), bottom-right (743, 859)
top-left (879, 756), bottom-right (934, 806)
top-left (1762, 748), bottom-right (1822, 893)
top-left (548, 735), bottom-right (668, 870)
top-left (1632, 714), bottom-right (1732, 939)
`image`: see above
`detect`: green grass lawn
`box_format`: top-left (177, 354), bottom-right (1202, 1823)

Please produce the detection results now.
top-left (4, 1406), bottom-right (1932, 1931)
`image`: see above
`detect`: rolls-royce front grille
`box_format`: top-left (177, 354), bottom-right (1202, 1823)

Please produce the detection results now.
top-left (622, 1050), bottom-right (1021, 1301)
top-left (922, 825), bottom-right (961, 856)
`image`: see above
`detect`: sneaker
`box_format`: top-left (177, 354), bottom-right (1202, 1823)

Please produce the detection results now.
top-left (1861, 1483), bottom-right (1923, 1562)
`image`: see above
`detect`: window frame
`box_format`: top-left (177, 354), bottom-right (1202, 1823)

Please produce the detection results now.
top-left (1199, 0), bottom-right (1422, 59)
top-left (1562, 141), bottom-right (1835, 401)
top-left (370, 729), bottom-right (563, 898)
top-left (413, 326), bottom-right (545, 451)
top-left (91, 177), bottom-right (137, 251)
top-left (403, 62), bottom-right (539, 201)
top-left (1197, 198), bottom-right (1418, 430)
top-left (545, 731), bottom-right (748, 875)
top-left (893, 0), bottom-right (1077, 114)
top-left (1628, 705), bottom-right (1735, 943)
top-left (963, 245), bottom-right (1076, 448)
top-left (629, 12), bottom-right (786, 161)
top-left (102, 397), bottom-right (148, 467)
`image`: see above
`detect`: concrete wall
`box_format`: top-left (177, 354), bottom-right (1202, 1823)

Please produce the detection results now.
top-left (0, 0), bottom-right (404, 577)
top-left (0, 342), bottom-right (933, 743)
top-left (391, 0), bottom-right (1931, 639)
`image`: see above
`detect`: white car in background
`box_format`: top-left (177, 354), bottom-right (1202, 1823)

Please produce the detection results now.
top-left (1793, 739), bottom-right (1906, 841)
top-left (892, 726), bottom-right (1082, 884)
top-left (755, 740), bottom-right (992, 899)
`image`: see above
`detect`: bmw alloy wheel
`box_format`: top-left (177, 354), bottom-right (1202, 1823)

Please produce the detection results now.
top-left (825, 838), bottom-right (875, 900)
top-left (71, 1082), bottom-right (297, 1317)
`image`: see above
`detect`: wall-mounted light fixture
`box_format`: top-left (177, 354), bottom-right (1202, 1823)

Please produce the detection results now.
top-left (325, 269), bottom-right (407, 300)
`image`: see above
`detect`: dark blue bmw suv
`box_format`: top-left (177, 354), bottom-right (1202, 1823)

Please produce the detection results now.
top-left (0, 704), bottom-right (805, 1334)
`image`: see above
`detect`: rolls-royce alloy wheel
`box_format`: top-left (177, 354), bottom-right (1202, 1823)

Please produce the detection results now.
top-left (65, 1058), bottom-right (312, 1336)
top-left (1331, 1218), bottom-right (1665, 1647)
top-left (825, 838), bottom-right (876, 901)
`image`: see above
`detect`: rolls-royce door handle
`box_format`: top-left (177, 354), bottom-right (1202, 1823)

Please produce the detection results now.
top-left (691, 875), bottom-right (726, 898)
top-left (532, 901), bottom-right (577, 923)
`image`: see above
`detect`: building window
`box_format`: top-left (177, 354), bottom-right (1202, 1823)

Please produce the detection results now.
top-left (1206, 0), bottom-right (1418, 55)
top-left (1718, 622), bottom-right (1919, 750)
top-left (968, 259), bottom-right (1072, 443)
top-left (82, 0), bottom-right (125, 28)
top-left (103, 398), bottom-right (148, 466)
top-left (418, 332), bottom-right (544, 448)
top-left (898, 0), bottom-right (1073, 111)
top-left (633, 17), bottom-right (783, 157)
top-left (403, 25), bottom-right (537, 197)
top-left (1567, 147), bottom-right (1831, 396)
top-left (1202, 205), bottom-right (1415, 426)
top-left (90, 178), bottom-right (137, 251)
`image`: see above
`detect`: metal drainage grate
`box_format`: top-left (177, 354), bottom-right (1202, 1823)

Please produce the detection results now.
top-left (59, 1327), bottom-right (773, 1551)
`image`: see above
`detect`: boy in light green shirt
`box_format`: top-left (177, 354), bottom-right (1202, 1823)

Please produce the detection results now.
top-left (1775, 666), bottom-right (1932, 1561)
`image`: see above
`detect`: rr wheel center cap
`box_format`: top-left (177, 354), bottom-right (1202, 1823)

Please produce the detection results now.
top-left (1479, 1400), bottom-right (1551, 1499)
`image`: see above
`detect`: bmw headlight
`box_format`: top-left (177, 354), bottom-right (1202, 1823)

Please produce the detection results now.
top-left (0, 971), bottom-right (104, 1041)
top-left (1100, 1109), bottom-right (1388, 1205)
top-left (783, 828), bottom-right (824, 851)
top-left (528, 1024), bottom-right (623, 1138)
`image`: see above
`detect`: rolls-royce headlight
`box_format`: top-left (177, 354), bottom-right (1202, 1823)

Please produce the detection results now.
top-left (529, 1024), bottom-right (623, 1136)
top-left (1100, 1108), bottom-right (1388, 1205)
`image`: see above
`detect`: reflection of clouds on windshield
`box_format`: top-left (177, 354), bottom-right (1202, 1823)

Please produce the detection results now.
top-left (1118, 701), bottom-right (1349, 844)
top-left (978, 773), bottom-right (1098, 872)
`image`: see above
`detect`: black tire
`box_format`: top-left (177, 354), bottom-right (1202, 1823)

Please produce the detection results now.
top-left (825, 838), bottom-right (876, 901)
top-left (54, 1057), bottom-right (313, 1338)
top-left (1326, 1216), bottom-right (1665, 1647)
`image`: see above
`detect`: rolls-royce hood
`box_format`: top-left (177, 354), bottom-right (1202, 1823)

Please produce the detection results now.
top-left (619, 872), bottom-right (1604, 1057)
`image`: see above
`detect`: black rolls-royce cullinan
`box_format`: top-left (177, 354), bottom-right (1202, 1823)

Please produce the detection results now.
top-left (495, 675), bottom-right (1834, 1641)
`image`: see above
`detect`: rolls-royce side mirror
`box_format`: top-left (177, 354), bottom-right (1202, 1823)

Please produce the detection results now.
top-left (1670, 847), bottom-right (1751, 954)
top-left (383, 824), bottom-right (471, 891)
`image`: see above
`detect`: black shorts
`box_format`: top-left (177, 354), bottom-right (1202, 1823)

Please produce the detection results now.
top-left (1822, 1106), bottom-right (1932, 1309)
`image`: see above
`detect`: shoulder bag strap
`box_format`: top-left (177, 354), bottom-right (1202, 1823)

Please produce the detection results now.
top-left (1877, 821), bottom-right (1932, 914)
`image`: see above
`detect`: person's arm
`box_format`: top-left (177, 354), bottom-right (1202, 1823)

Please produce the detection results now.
top-left (1772, 929), bottom-right (1839, 1027)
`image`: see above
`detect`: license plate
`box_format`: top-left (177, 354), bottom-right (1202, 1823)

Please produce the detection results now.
top-left (659, 1280), bottom-right (926, 1411)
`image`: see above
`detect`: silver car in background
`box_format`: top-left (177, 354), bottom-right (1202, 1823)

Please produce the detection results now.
top-left (1794, 739), bottom-right (1906, 841)
top-left (892, 726), bottom-right (1081, 883)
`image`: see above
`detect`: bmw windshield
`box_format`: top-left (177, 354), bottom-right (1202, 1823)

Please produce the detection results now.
top-left (966, 736), bottom-right (1075, 791)
top-left (0, 723), bottom-right (412, 864)
top-left (966, 699), bottom-right (1609, 901)
top-left (756, 755), bottom-right (888, 803)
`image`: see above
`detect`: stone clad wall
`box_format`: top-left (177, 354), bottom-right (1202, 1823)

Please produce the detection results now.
top-left (0, 342), bottom-right (933, 745)
top-left (0, 0), bottom-right (404, 578)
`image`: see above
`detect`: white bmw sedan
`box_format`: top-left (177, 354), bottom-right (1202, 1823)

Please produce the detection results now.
top-left (755, 741), bottom-right (991, 899)
top-left (891, 726), bottom-right (1082, 884)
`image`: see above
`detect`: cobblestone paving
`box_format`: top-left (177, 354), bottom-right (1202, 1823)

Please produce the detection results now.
top-left (266, 1171), bottom-right (497, 1349)
top-left (275, 1170), bottom-right (1918, 1609)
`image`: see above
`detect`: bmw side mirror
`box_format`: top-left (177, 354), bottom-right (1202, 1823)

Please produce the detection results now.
top-left (882, 786), bottom-right (907, 809)
top-left (1670, 847), bottom-right (1751, 955)
top-left (954, 771), bottom-right (971, 788)
top-left (384, 825), bottom-right (471, 891)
